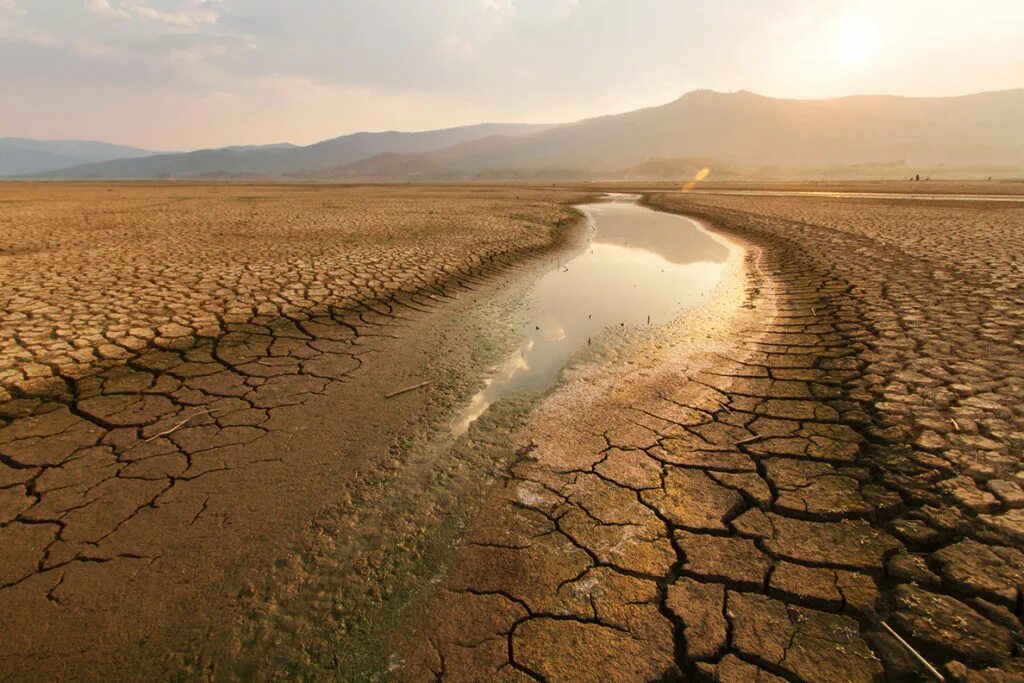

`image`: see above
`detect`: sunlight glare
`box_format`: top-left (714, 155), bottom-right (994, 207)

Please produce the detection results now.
top-left (833, 23), bottom-right (881, 68)
top-left (682, 167), bottom-right (711, 192)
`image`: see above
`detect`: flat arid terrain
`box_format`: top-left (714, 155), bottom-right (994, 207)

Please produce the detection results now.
top-left (4, 1), bottom-right (1022, 680)
top-left (0, 183), bottom-right (588, 677)
top-left (1, 181), bottom-right (1022, 682)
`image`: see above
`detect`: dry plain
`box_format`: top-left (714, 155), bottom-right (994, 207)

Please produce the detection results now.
top-left (387, 187), bottom-right (1024, 682)
top-left (1, 182), bottom-right (1023, 682)
top-left (0, 183), bottom-right (586, 678)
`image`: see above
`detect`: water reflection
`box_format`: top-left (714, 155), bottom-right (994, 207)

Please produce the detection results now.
top-left (592, 200), bottom-right (729, 265)
top-left (452, 196), bottom-right (730, 436)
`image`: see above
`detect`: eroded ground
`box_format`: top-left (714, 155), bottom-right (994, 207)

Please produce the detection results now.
top-left (0, 183), bottom-right (582, 399)
top-left (2, 184), bottom-right (1022, 682)
top-left (0, 183), bottom-right (584, 678)
top-left (394, 192), bottom-right (1024, 682)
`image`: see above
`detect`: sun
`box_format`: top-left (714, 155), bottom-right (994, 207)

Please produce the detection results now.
top-left (833, 23), bottom-right (881, 68)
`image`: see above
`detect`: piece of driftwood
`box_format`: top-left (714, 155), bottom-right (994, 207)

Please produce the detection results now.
top-left (384, 381), bottom-right (432, 399)
top-left (880, 621), bottom-right (945, 682)
top-left (143, 408), bottom-right (214, 443)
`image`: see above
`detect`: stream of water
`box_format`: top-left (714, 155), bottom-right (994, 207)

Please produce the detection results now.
top-left (452, 194), bottom-right (731, 435)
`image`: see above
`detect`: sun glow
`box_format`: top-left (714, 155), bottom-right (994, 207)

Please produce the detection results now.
top-left (833, 23), bottom-right (881, 68)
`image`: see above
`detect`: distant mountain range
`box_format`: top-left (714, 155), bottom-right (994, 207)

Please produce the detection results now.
top-left (6, 89), bottom-right (1023, 180)
top-left (18, 123), bottom-right (552, 180)
top-left (0, 138), bottom-right (171, 176)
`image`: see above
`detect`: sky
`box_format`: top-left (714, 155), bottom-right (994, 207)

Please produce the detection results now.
top-left (1, 0), bottom-right (1022, 150)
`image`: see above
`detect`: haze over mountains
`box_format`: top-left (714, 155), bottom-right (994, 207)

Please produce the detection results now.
top-left (0, 138), bottom-right (169, 176)
top-left (19, 123), bottom-right (552, 181)
top-left (8, 89), bottom-right (1024, 181)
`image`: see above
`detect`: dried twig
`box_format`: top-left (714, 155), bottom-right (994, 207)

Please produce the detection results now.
top-left (144, 409), bottom-right (214, 443)
top-left (736, 434), bottom-right (763, 446)
top-left (881, 621), bottom-right (945, 682)
top-left (950, 418), bottom-right (960, 432)
top-left (384, 381), bottom-right (432, 399)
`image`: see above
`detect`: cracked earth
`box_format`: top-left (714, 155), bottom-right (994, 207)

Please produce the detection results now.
top-left (2, 184), bottom-right (1022, 681)
top-left (392, 191), bottom-right (1024, 682)
top-left (0, 183), bottom-right (584, 678)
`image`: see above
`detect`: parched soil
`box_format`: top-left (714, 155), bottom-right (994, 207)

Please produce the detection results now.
top-left (3, 184), bottom-right (1022, 681)
top-left (565, 179), bottom-right (1024, 197)
top-left (0, 183), bottom-right (585, 678)
top-left (394, 192), bottom-right (1024, 682)
top-left (0, 183), bottom-right (581, 399)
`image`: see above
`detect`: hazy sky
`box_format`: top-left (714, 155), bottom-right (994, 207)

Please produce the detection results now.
top-left (2, 0), bottom-right (1021, 150)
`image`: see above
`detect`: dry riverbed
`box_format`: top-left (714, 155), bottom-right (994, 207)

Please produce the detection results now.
top-left (0, 183), bottom-right (587, 678)
top-left (389, 188), bottom-right (1022, 682)
top-left (387, 189), bottom-right (1024, 682)
top-left (2, 183), bottom-right (1022, 682)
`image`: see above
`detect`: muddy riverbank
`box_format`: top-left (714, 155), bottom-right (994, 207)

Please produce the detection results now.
top-left (9, 185), bottom-right (1010, 681)
top-left (386, 200), bottom-right (755, 681)
top-left (382, 189), bottom-right (1024, 682)
top-left (206, 194), bottom-right (747, 678)
top-left (385, 190), bottom-right (1023, 682)
top-left (0, 185), bottom-right (589, 679)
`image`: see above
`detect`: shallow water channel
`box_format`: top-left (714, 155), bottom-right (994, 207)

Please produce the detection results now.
top-left (452, 194), bottom-right (731, 435)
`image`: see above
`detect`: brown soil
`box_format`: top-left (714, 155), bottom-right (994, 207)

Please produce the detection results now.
top-left (0, 183), bottom-right (583, 399)
top-left (567, 179), bottom-right (1024, 196)
top-left (389, 190), bottom-right (1024, 682)
top-left (0, 183), bottom-right (589, 679)
top-left (3, 183), bottom-right (1022, 682)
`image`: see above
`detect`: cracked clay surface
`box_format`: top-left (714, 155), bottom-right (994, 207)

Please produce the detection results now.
top-left (0, 183), bottom-right (585, 679)
top-left (392, 192), bottom-right (1023, 682)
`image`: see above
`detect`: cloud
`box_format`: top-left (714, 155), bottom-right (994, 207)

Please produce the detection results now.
top-left (0, 0), bottom-right (25, 17)
top-left (5, 0), bottom-right (1024, 150)
top-left (442, 34), bottom-right (474, 61)
top-left (86, 0), bottom-right (129, 18)
top-left (87, 0), bottom-right (219, 28)
top-left (0, 1), bottom-right (43, 38)
top-left (482, 0), bottom-right (516, 22)
top-left (125, 1), bottom-right (220, 28)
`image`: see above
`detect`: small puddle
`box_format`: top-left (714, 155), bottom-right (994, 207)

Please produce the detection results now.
top-left (452, 194), bottom-right (731, 436)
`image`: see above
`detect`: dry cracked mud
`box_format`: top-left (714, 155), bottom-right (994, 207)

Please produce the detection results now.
top-left (0, 183), bottom-right (583, 399)
top-left (0, 183), bottom-right (587, 679)
top-left (2, 184), bottom-right (1022, 682)
top-left (390, 191), bottom-right (1024, 682)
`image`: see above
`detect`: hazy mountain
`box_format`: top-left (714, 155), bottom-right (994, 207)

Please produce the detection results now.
top-left (298, 152), bottom-right (454, 181)
top-left (218, 143), bottom-right (298, 152)
top-left (0, 138), bottom-right (168, 176)
top-left (22, 89), bottom-right (1023, 180)
top-left (32, 123), bottom-right (554, 179)
top-left (409, 88), bottom-right (1024, 176)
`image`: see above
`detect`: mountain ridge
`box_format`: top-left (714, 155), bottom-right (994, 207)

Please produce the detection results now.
top-left (19, 122), bottom-right (555, 180)
top-left (0, 138), bottom-right (170, 176)
top-left (12, 88), bottom-right (1023, 180)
